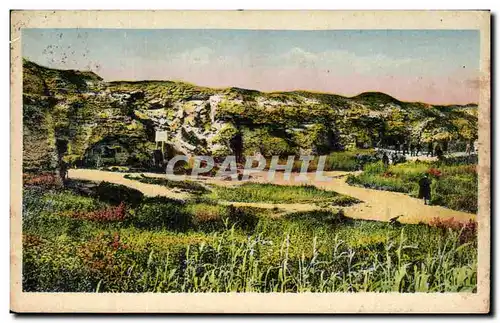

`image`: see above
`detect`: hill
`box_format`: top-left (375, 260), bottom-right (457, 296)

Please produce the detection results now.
top-left (22, 59), bottom-right (478, 171)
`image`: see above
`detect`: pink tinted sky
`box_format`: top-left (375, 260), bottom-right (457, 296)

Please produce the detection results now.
top-left (23, 29), bottom-right (480, 105)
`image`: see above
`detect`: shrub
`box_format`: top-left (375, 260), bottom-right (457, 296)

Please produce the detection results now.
top-left (285, 209), bottom-right (351, 227)
top-left (24, 173), bottom-right (61, 189)
top-left (133, 199), bottom-right (192, 231)
top-left (95, 182), bottom-right (144, 207)
top-left (209, 182), bottom-right (350, 204)
top-left (186, 203), bottom-right (227, 231)
top-left (72, 202), bottom-right (127, 222)
top-left (348, 160), bottom-right (478, 213)
top-left (427, 168), bottom-right (442, 178)
top-left (225, 205), bottom-right (260, 231)
top-left (429, 217), bottom-right (477, 244)
top-left (124, 174), bottom-right (209, 194)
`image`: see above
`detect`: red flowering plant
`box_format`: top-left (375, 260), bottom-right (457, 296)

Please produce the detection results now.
top-left (72, 202), bottom-right (127, 222)
top-left (23, 173), bottom-right (62, 188)
top-left (426, 168), bottom-right (442, 179)
top-left (429, 217), bottom-right (477, 244)
top-left (77, 232), bottom-right (130, 279)
top-left (382, 171), bottom-right (394, 178)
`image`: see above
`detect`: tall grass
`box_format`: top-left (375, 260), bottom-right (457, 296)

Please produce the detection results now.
top-left (124, 174), bottom-right (209, 194)
top-left (207, 182), bottom-right (359, 205)
top-left (23, 222), bottom-right (477, 293)
top-left (347, 160), bottom-right (478, 213)
top-left (22, 181), bottom-right (477, 293)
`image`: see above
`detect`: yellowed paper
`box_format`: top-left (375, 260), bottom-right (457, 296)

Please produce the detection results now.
top-left (11, 10), bottom-right (490, 313)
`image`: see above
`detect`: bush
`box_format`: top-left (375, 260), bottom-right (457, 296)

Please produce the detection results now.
top-left (348, 160), bottom-right (478, 213)
top-left (225, 205), bottom-right (260, 231)
top-left (285, 210), bottom-right (351, 227)
top-left (133, 198), bottom-right (192, 231)
top-left (429, 217), bottom-right (477, 244)
top-left (24, 173), bottom-right (62, 189)
top-left (208, 182), bottom-right (350, 204)
top-left (95, 182), bottom-right (144, 207)
top-left (72, 202), bottom-right (127, 222)
top-left (124, 174), bottom-right (209, 194)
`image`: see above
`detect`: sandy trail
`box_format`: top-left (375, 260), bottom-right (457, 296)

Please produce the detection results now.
top-left (68, 169), bottom-right (475, 224)
top-left (246, 171), bottom-right (475, 224)
top-left (68, 169), bottom-right (189, 200)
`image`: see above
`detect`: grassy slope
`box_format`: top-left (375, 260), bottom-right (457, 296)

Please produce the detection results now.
top-left (347, 158), bottom-right (478, 213)
top-left (23, 181), bottom-right (477, 293)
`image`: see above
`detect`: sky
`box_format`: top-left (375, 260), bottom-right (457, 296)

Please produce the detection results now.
top-left (22, 29), bottom-right (480, 105)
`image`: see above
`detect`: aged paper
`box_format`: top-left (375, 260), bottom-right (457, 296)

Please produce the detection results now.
top-left (10, 10), bottom-right (490, 313)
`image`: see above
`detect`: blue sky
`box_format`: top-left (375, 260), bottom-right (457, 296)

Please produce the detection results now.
top-left (22, 29), bottom-right (480, 104)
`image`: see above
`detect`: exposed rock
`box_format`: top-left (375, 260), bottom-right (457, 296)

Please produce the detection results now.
top-left (22, 59), bottom-right (478, 171)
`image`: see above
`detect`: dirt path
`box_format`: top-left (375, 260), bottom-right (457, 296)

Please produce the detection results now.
top-left (247, 171), bottom-right (475, 224)
top-left (68, 169), bottom-right (189, 200)
top-left (68, 169), bottom-right (475, 224)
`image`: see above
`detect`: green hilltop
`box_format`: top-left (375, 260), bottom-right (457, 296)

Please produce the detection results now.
top-left (22, 59), bottom-right (478, 171)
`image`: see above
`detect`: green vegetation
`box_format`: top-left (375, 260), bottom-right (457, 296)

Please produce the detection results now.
top-left (207, 182), bottom-right (359, 205)
top-left (23, 176), bottom-right (477, 293)
top-left (124, 174), bottom-right (209, 195)
top-left (21, 59), bottom-right (479, 294)
top-left (23, 59), bottom-right (477, 173)
top-left (347, 159), bottom-right (478, 213)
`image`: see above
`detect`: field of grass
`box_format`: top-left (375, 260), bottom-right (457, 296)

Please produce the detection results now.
top-left (22, 175), bottom-right (477, 293)
top-left (346, 158), bottom-right (478, 213)
top-left (265, 149), bottom-right (378, 172)
top-left (123, 174), bottom-right (209, 195)
top-left (207, 182), bottom-right (359, 206)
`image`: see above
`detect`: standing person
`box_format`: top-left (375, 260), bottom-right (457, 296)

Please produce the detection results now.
top-left (402, 141), bottom-right (408, 156)
top-left (391, 152), bottom-right (398, 165)
top-left (427, 142), bottom-right (434, 157)
top-left (355, 153), bottom-right (361, 171)
top-left (59, 159), bottom-right (69, 184)
top-left (435, 145), bottom-right (444, 161)
top-left (382, 152), bottom-right (389, 169)
top-left (416, 142), bottom-right (422, 156)
top-left (418, 174), bottom-right (432, 205)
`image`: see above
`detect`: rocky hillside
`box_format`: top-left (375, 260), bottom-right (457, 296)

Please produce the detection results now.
top-left (22, 59), bottom-right (478, 171)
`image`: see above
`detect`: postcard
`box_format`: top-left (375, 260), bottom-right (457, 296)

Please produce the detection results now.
top-left (10, 10), bottom-right (491, 313)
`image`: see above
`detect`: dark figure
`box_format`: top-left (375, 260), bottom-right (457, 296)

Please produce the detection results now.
top-left (427, 142), bottom-right (434, 157)
top-left (465, 142), bottom-right (472, 156)
top-left (391, 152), bottom-right (398, 165)
top-left (153, 149), bottom-right (164, 169)
top-left (382, 152), bottom-right (389, 169)
top-left (355, 153), bottom-right (363, 171)
top-left (409, 143), bottom-right (414, 156)
top-left (402, 142), bottom-right (408, 156)
top-left (415, 143), bottom-right (422, 156)
top-left (418, 174), bottom-right (432, 205)
top-left (59, 160), bottom-right (68, 183)
top-left (435, 145), bottom-right (444, 161)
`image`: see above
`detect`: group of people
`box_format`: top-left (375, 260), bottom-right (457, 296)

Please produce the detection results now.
top-left (381, 151), bottom-right (405, 168)
top-left (390, 141), bottom-right (445, 159)
top-left (380, 150), bottom-right (432, 206)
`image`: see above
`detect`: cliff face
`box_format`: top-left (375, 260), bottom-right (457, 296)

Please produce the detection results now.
top-left (22, 59), bottom-right (478, 171)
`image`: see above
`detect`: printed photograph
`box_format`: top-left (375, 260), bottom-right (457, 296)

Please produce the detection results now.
top-left (20, 25), bottom-right (483, 295)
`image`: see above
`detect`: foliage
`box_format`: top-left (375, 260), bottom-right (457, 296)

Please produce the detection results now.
top-left (22, 182), bottom-right (477, 293)
top-left (207, 182), bottom-right (359, 205)
top-left (347, 160), bottom-right (478, 213)
top-left (124, 174), bottom-right (209, 195)
top-left (95, 181), bottom-right (144, 207)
